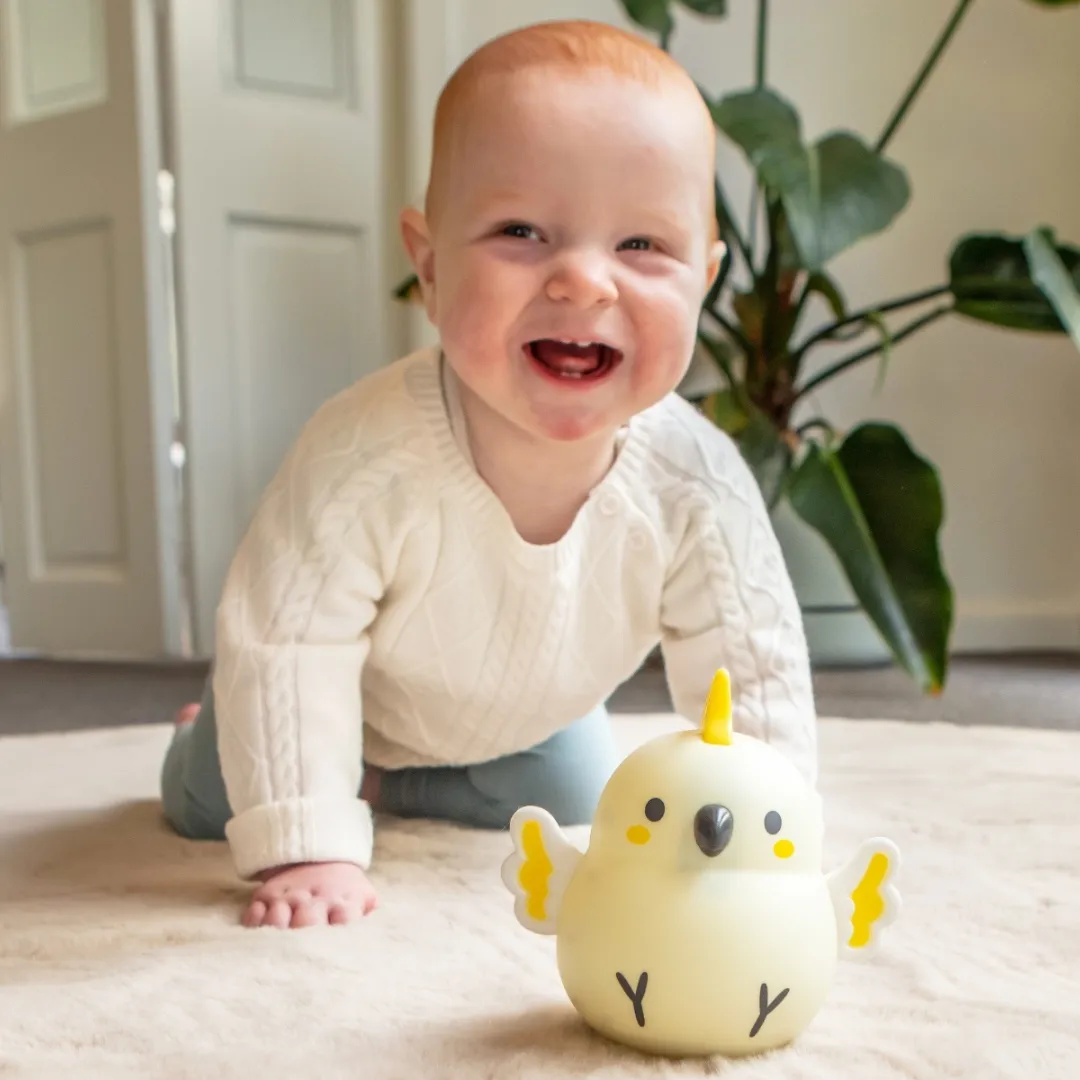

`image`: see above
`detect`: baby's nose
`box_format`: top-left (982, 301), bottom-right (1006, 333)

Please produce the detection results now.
top-left (545, 252), bottom-right (617, 308)
top-left (694, 804), bottom-right (734, 857)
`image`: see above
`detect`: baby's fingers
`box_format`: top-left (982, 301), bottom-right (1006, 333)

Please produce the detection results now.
top-left (328, 900), bottom-right (371, 925)
top-left (264, 898), bottom-right (293, 929)
top-left (243, 899), bottom-right (269, 928)
top-left (291, 898), bottom-right (328, 929)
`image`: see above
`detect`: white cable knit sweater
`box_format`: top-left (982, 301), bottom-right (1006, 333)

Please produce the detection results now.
top-left (212, 346), bottom-right (817, 879)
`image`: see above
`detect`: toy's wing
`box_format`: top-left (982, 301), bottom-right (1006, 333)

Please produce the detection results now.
top-left (500, 806), bottom-right (582, 935)
top-left (826, 837), bottom-right (902, 961)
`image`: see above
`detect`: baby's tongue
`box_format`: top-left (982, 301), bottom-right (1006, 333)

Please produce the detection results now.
top-left (532, 339), bottom-right (602, 375)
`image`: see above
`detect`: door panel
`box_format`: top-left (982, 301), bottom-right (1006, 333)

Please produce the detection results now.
top-left (0, 0), bottom-right (175, 657)
top-left (167, 0), bottom-right (392, 654)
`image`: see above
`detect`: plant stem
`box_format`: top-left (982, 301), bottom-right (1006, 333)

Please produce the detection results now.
top-left (748, 188), bottom-right (760, 271)
top-left (755, 0), bottom-right (769, 88)
top-left (794, 304), bottom-right (953, 400)
top-left (792, 284), bottom-right (950, 358)
top-left (875, 0), bottom-right (976, 153)
top-left (704, 305), bottom-right (753, 357)
top-left (698, 332), bottom-right (741, 394)
top-left (716, 178), bottom-right (753, 273)
top-left (744, 0), bottom-right (769, 274)
top-left (761, 197), bottom-right (786, 361)
top-left (704, 249), bottom-right (732, 311)
top-left (795, 418), bottom-right (835, 439)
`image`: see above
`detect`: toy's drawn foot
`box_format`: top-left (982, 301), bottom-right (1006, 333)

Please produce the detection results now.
top-left (749, 983), bottom-right (790, 1038)
top-left (616, 971), bottom-right (648, 1028)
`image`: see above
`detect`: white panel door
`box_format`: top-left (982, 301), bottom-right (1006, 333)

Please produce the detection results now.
top-left (0, 0), bottom-right (181, 657)
top-left (167, 0), bottom-right (393, 654)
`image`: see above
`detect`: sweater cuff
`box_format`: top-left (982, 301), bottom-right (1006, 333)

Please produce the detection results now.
top-left (224, 796), bottom-right (374, 881)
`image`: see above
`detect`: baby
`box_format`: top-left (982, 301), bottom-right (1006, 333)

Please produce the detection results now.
top-left (160, 19), bottom-right (817, 929)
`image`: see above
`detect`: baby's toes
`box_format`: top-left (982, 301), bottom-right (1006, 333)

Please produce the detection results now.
top-left (291, 898), bottom-right (328, 929)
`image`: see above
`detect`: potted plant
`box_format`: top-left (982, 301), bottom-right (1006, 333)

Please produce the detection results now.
top-left (397, 0), bottom-right (1080, 694)
top-left (614, 0), bottom-right (1080, 693)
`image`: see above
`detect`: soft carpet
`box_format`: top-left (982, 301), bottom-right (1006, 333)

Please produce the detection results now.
top-left (0, 714), bottom-right (1076, 1079)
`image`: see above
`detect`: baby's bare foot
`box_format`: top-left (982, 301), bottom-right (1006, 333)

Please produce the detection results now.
top-left (175, 703), bottom-right (200, 727)
top-left (243, 861), bottom-right (378, 929)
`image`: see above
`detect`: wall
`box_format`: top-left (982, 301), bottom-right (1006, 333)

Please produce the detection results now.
top-left (401, 0), bottom-right (1080, 653)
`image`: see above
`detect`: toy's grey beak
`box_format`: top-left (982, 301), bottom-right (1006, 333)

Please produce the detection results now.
top-left (694, 804), bottom-right (733, 857)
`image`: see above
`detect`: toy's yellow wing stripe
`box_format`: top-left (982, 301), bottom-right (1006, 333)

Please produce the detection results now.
top-left (518, 819), bottom-right (554, 923)
top-left (502, 806), bottom-right (580, 934)
top-left (849, 850), bottom-right (890, 948)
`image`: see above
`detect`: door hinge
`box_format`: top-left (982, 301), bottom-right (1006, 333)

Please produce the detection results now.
top-left (157, 169), bottom-right (176, 237)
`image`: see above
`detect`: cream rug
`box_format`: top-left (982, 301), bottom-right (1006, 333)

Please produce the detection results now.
top-left (0, 714), bottom-right (1077, 1079)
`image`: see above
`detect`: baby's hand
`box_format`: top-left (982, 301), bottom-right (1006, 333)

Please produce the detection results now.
top-left (242, 861), bottom-right (378, 928)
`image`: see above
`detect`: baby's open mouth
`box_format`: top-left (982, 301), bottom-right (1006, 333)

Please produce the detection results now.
top-left (526, 339), bottom-right (623, 381)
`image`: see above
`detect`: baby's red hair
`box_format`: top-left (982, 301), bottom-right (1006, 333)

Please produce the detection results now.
top-left (424, 19), bottom-right (717, 235)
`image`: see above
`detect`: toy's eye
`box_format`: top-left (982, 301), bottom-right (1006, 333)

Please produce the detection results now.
top-left (645, 798), bottom-right (665, 822)
top-left (764, 811), bottom-right (782, 835)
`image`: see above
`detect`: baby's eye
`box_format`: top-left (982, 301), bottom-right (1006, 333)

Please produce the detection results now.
top-left (644, 798), bottom-right (665, 822)
top-left (619, 237), bottom-right (653, 252)
top-left (764, 811), bottom-right (782, 835)
top-left (501, 222), bottom-right (539, 241)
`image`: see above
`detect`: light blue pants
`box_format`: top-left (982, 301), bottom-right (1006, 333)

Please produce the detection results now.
top-left (161, 673), bottom-right (619, 841)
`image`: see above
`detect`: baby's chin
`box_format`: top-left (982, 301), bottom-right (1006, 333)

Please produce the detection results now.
top-left (518, 383), bottom-right (647, 445)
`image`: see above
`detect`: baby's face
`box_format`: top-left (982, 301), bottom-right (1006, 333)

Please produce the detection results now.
top-left (407, 70), bottom-right (722, 444)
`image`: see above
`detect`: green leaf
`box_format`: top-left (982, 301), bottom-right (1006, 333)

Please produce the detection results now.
top-left (770, 204), bottom-right (804, 275)
top-left (950, 232), bottom-right (1080, 331)
top-left (787, 423), bottom-right (952, 691)
top-left (677, 0), bottom-right (727, 13)
top-left (1023, 228), bottom-right (1080, 352)
top-left (700, 384), bottom-right (791, 508)
top-left (736, 407), bottom-right (792, 509)
top-left (764, 134), bottom-right (911, 270)
top-left (803, 271), bottom-right (848, 323)
top-left (1024, 0), bottom-right (1079, 6)
top-left (867, 312), bottom-right (893, 393)
top-left (704, 388), bottom-right (749, 434)
top-left (710, 89), bottom-right (911, 270)
top-left (618, 0), bottom-right (674, 36)
top-left (394, 273), bottom-right (421, 302)
top-left (709, 89), bottom-right (800, 167)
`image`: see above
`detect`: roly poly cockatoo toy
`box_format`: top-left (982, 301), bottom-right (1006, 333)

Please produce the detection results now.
top-left (501, 668), bottom-right (901, 1058)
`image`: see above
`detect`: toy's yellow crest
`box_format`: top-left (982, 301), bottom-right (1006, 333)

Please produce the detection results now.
top-left (701, 668), bottom-right (733, 745)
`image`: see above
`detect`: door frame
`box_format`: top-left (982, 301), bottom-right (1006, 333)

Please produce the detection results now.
top-left (399, 0), bottom-right (464, 354)
top-left (0, 0), bottom-right (190, 660)
top-left (138, 0), bottom-right (195, 659)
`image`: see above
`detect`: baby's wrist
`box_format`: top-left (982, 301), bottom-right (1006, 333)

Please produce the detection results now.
top-left (253, 860), bottom-right (368, 883)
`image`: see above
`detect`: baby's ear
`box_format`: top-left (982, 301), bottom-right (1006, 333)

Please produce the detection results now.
top-left (399, 207), bottom-right (437, 320)
top-left (705, 239), bottom-right (727, 294)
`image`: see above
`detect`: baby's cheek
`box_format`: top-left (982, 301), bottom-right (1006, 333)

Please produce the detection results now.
top-left (633, 300), bottom-right (698, 387)
top-left (437, 298), bottom-right (498, 371)
top-left (440, 260), bottom-right (518, 345)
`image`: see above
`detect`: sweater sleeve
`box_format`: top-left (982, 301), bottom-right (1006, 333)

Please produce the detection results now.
top-left (658, 449), bottom-right (819, 787)
top-left (211, 405), bottom-right (392, 880)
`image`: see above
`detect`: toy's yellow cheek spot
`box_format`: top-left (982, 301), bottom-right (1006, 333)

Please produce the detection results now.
top-left (774, 839), bottom-right (795, 859)
top-left (627, 825), bottom-right (651, 845)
